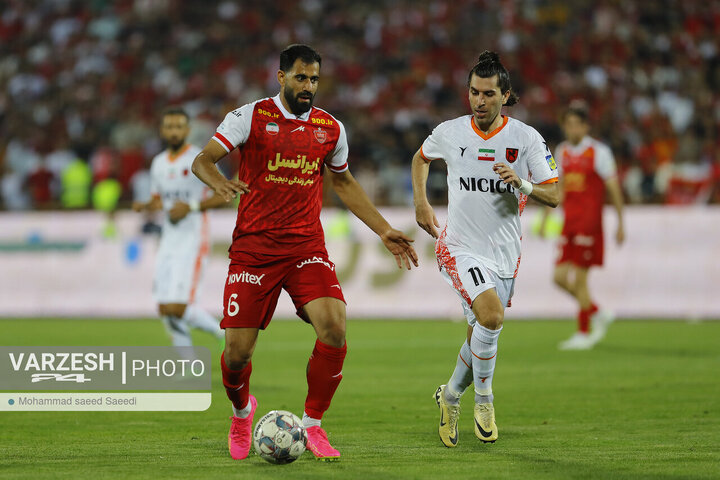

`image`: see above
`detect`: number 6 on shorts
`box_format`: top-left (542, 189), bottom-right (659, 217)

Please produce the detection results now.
top-left (227, 293), bottom-right (240, 317)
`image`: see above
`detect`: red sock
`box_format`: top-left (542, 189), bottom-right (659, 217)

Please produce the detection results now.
top-left (578, 302), bottom-right (599, 333)
top-left (221, 352), bottom-right (251, 410)
top-left (578, 309), bottom-right (590, 333)
top-left (304, 339), bottom-right (347, 419)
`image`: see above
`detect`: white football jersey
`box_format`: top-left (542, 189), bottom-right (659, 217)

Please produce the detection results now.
top-left (421, 115), bottom-right (558, 278)
top-left (149, 143), bottom-right (209, 253)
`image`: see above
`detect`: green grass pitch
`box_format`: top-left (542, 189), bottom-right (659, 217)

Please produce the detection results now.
top-left (1, 318), bottom-right (719, 479)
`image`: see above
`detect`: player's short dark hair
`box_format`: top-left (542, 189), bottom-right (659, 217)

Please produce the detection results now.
top-left (467, 50), bottom-right (519, 107)
top-left (563, 100), bottom-right (590, 123)
top-left (161, 106), bottom-right (189, 121)
top-left (280, 44), bottom-right (322, 72)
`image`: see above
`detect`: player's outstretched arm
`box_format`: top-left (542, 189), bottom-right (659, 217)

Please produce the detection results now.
top-left (330, 168), bottom-right (419, 270)
top-left (191, 140), bottom-right (250, 202)
top-left (411, 149), bottom-right (440, 239)
top-left (493, 163), bottom-right (560, 208)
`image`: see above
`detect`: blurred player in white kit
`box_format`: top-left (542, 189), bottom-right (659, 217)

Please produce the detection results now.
top-left (133, 107), bottom-right (227, 349)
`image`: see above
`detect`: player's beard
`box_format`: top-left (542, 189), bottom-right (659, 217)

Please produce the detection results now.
top-left (283, 86), bottom-right (314, 115)
top-left (167, 139), bottom-right (185, 153)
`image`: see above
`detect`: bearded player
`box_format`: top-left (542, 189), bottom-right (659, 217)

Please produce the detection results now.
top-left (552, 101), bottom-right (625, 350)
top-left (412, 51), bottom-right (559, 447)
top-left (192, 44), bottom-right (418, 461)
top-left (133, 108), bottom-right (226, 352)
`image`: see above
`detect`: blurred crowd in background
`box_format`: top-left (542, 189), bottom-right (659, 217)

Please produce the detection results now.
top-left (2, 0), bottom-right (720, 211)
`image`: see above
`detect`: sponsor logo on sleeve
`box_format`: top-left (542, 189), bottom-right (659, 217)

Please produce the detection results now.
top-left (546, 155), bottom-right (557, 170)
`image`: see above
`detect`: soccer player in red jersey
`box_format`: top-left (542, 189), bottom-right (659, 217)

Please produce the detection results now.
top-left (551, 101), bottom-right (625, 350)
top-left (192, 44), bottom-right (418, 461)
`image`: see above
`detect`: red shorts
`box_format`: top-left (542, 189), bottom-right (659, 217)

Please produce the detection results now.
top-left (556, 231), bottom-right (604, 268)
top-left (220, 251), bottom-right (346, 329)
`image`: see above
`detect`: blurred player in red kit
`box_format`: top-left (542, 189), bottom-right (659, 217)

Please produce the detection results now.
top-left (192, 44), bottom-right (418, 461)
top-left (550, 101), bottom-right (625, 350)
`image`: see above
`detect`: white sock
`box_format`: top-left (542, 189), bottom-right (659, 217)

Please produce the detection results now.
top-left (302, 412), bottom-right (321, 428)
top-left (162, 315), bottom-right (197, 362)
top-left (445, 341), bottom-right (473, 405)
top-left (233, 399), bottom-right (252, 419)
top-left (183, 304), bottom-right (223, 338)
top-left (162, 315), bottom-right (192, 347)
top-left (470, 323), bottom-right (502, 403)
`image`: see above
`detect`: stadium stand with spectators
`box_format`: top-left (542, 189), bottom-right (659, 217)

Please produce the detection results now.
top-left (1, 0), bottom-right (719, 209)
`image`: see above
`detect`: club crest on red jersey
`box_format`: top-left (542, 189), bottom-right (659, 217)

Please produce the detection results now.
top-left (313, 127), bottom-right (327, 144)
top-left (266, 122), bottom-right (279, 135)
top-left (506, 148), bottom-right (519, 163)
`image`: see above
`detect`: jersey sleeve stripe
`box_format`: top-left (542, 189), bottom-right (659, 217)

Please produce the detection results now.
top-left (213, 132), bottom-right (234, 152)
top-left (328, 161), bottom-right (348, 173)
top-left (419, 146), bottom-right (439, 162)
top-left (538, 177), bottom-right (559, 185)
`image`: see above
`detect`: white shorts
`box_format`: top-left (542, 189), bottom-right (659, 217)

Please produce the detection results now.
top-left (153, 245), bottom-right (208, 305)
top-left (437, 252), bottom-right (515, 326)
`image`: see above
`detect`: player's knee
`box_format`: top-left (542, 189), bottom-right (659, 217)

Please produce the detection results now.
top-left (223, 346), bottom-right (252, 371)
top-left (478, 310), bottom-right (504, 330)
top-left (554, 273), bottom-right (573, 293)
top-left (325, 327), bottom-right (346, 348)
top-left (318, 317), bottom-right (346, 348)
top-left (553, 270), bottom-right (566, 287)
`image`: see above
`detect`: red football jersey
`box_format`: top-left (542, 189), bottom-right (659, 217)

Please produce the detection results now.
top-left (212, 96), bottom-right (349, 258)
top-left (554, 136), bottom-right (616, 234)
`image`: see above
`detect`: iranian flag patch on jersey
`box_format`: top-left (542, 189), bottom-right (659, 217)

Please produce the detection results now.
top-left (477, 148), bottom-right (495, 161)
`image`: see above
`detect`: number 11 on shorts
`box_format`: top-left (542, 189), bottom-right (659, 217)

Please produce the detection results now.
top-left (468, 267), bottom-right (485, 286)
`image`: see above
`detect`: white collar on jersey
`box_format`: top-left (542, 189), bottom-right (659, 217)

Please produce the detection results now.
top-left (272, 94), bottom-right (312, 121)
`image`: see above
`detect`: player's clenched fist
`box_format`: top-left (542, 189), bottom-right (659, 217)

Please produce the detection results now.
top-left (492, 163), bottom-right (521, 188)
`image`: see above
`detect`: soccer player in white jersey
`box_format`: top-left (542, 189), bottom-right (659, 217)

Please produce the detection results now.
top-left (412, 51), bottom-right (560, 447)
top-left (133, 108), bottom-right (227, 351)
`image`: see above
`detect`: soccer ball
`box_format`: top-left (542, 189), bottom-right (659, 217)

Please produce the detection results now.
top-left (253, 410), bottom-right (307, 464)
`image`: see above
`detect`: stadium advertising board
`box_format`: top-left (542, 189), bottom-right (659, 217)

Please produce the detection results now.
top-left (0, 207), bottom-right (717, 320)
